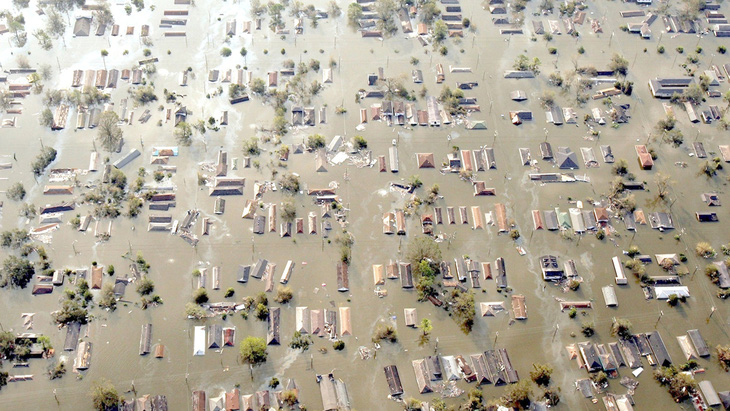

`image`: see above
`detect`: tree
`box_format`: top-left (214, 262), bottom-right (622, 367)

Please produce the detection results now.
top-left (280, 173), bottom-right (300, 193)
top-left (306, 134), bottom-right (326, 150)
top-left (97, 111), bottom-right (122, 153)
top-left (418, 318), bottom-right (432, 346)
top-left (420, 0), bottom-right (441, 24)
top-left (513, 54), bottom-right (541, 74)
top-left (433, 20), bottom-right (448, 43)
top-left (609, 53), bottom-right (629, 76)
top-left (6, 182), bottom-right (25, 201)
top-left (13, 0), bottom-right (30, 8)
top-left (450, 289), bottom-right (475, 334)
top-left (250, 77), bottom-right (266, 94)
top-left (274, 285), bottom-right (293, 303)
top-left (100, 49), bottom-right (108, 70)
top-left (136, 277), bottom-right (154, 296)
top-left (406, 236), bottom-right (442, 269)
top-left (131, 86), bottom-right (157, 104)
top-left (98, 283), bottom-right (116, 310)
top-left (347, 3), bottom-right (363, 26)
top-left (530, 363), bottom-right (553, 387)
top-left (502, 379), bottom-right (532, 409)
top-left (46, 9), bottom-right (66, 46)
top-left (34, 29), bottom-right (52, 50)
top-left (5, 11), bottom-right (26, 47)
top-left (696, 242), bottom-right (716, 258)
top-left (185, 302), bottom-right (206, 319)
top-left (280, 201), bottom-right (296, 223)
top-left (372, 323), bottom-right (398, 343)
top-left (654, 173), bottom-right (672, 201)
top-left (2, 256), bottom-right (34, 288)
top-left (90, 379), bottom-right (120, 411)
top-left (353, 135), bottom-right (368, 149)
top-left (683, 84), bottom-right (703, 105)
top-left (610, 318), bottom-right (632, 339)
top-left (239, 336), bottom-right (268, 366)
top-left (174, 122), bottom-right (193, 146)
top-left (717, 345), bottom-right (730, 371)
top-left (93, 1), bottom-right (114, 30)
top-left (328, 1), bottom-right (342, 17)
top-left (193, 288), bottom-right (208, 304)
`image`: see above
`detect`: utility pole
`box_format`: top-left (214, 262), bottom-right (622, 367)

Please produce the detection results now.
top-left (655, 310), bottom-right (664, 328)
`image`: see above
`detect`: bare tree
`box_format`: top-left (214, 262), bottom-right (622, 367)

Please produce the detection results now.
top-left (46, 9), bottom-right (66, 47)
top-left (97, 111), bottom-right (123, 152)
top-left (93, 1), bottom-right (114, 29)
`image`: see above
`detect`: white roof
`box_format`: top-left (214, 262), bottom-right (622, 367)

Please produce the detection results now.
top-left (654, 286), bottom-right (690, 299)
top-left (193, 326), bottom-right (206, 356)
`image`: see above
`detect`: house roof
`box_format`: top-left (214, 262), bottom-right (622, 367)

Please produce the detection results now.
top-left (73, 17), bottom-right (91, 36)
top-left (416, 153), bottom-right (435, 168)
top-left (556, 147), bottom-right (579, 169)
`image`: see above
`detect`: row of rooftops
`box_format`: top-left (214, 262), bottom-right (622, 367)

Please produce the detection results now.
top-left (409, 348), bottom-right (520, 395)
top-left (192, 378), bottom-right (299, 411)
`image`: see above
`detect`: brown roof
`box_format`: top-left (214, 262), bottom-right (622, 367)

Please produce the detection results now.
top-left (511, 294), bottom-right (527, 319)
top-left (594, 207), bottom-right (609, 222)
top-left (494, 203), bottom-right (508, 232)
top-left (417, 153), bottom-right (435, 168)
top-left (473, 181), bottom-right (496, 196)
top-left (532, 210), bottom-right (544, 230)
top-left (226, 388), bottom-right (240, 410)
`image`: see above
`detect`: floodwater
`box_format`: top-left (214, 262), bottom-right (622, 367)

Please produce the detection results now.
top-left (1, 0), bottom-right (730, 409)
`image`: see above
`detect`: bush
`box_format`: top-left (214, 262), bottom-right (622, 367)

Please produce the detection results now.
top-left (657, 45), bottom-right (665, 54)
top-left (220, 47), bottom-right (232, 57)
top-left (568, 307), bottom-right (577, 318)
top-left (224, 287), bottom-right (235, 298)
top-left (333, 340), bottom-right (345, 350)
top-left (719, 45), bottom-right (727, 54)
top-left (6, 183), bottom-right (25, 201)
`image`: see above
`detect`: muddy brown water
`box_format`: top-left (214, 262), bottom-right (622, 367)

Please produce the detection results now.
top-left (1, 0), bottom-right (730, 409)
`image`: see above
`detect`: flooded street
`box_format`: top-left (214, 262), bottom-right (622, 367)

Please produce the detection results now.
top-left (1, 0), bottom-right (730, 409)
